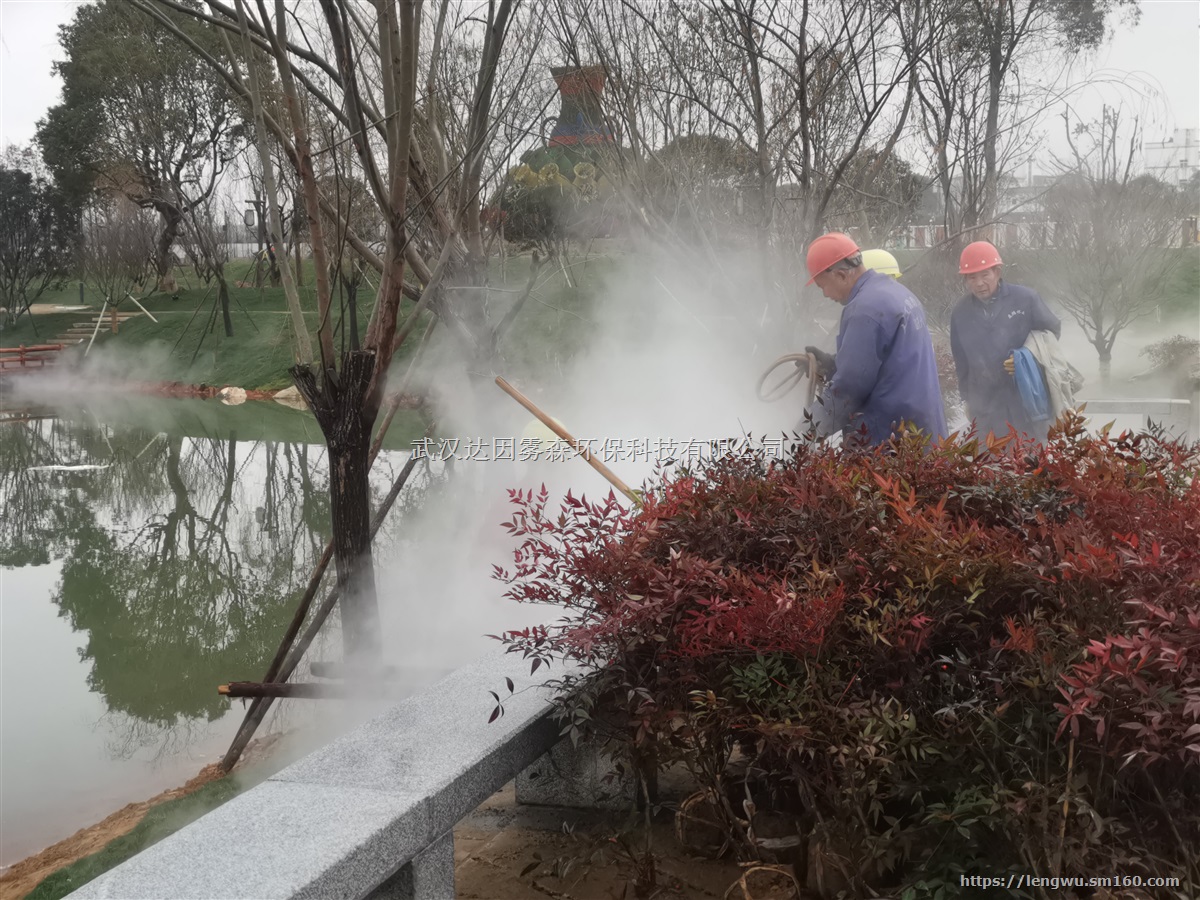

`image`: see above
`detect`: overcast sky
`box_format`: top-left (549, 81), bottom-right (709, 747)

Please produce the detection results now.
top-left (1, 0), bottom-right (1198, 159)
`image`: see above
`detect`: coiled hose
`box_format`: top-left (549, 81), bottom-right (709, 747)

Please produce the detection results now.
top-left (757, 352), bottom-right (820, 406)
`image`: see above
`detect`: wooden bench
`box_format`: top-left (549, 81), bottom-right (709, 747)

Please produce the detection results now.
top-left (0, 344), bottom-right (65, 371)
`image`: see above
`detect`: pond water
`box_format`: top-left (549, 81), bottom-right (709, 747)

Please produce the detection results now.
top-left (0, 395), bottom-right (537, 867)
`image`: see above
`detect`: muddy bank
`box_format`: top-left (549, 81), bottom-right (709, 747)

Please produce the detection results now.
top-left (0, 767), bottom-right (224, 900)
top-left (2, 374), bottom-right (424, 409)
top-left (116, 381), bottom-right (424, 408)
top-left (0, 735), bottom-right (283, 900)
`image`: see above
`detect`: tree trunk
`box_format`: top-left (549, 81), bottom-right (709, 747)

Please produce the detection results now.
top-left (736, 6), bottom-right (780, 326)
top-left (218, 275), bottom-right (234, 337)
top-left (162, 436), bottom-right (194, 560)
top-left (292, 351), bottom-right (380, 662)
top-left (326, 427), bottom-right (378, 661)
top-left (1096, 344), bottom-right (1113, 386)
top-left (271, 0), bottom-right (335, 369)
top-left (254, 195), bottom-right (267, 289)
top-left (154, 202), bottom-right (183, 293)
top-left (981, 2), bottom-right (1005, 231)
top-left (347, 280), bottom-right (359, 351)
top-left (293, 202), bottom-right (305, 286)
top-left (234, 0), bottom-right (314, 364)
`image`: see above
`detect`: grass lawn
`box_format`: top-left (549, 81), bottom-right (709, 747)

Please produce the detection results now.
top-left (1, 250), bottom-right (609, 392)
top-left (3, 245), bottom-right (1191, 392)
top-left (490, 249), bottom-right (616, 380)
top-left (25, 775), bottom-right (251, 900)
top-left (0, 312), bottom-right (78, 348)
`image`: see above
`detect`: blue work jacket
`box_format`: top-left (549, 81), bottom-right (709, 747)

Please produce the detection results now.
top-left (826, 270), bottom-right (948, 446)
top-left (949, 280), bottom-right (1061, 438)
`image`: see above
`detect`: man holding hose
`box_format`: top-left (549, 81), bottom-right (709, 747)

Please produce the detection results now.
top-left (803, 233), bottom-right (947, 447)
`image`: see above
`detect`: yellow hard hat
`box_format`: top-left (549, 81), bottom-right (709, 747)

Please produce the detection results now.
top-left (861, 248), bottom-right (901, 278)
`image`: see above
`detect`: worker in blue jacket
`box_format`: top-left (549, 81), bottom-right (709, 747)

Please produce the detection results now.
top-left (803, 233), bottom-right (947, 447)
top-left (949, 241), bottom-right (1061, 439)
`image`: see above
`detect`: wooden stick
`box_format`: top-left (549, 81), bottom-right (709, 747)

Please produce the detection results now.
top-left (0, 344), bottom-right (66, 353)
top-left (219, 682), bottom-right (402, 699)
top-left (124, 292), bottom-right (160, 323)
top-left (85, 300), bottom-right (107, 356)
top-left (309, 660), bottom-right (402, 680)
top-left (494, 375), bottom-right (640, 505)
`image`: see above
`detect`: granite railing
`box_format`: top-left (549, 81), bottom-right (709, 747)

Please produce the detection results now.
top-left (1079, 396), bottom-right (1193, 440)
top-left (65, 651), bottom-right (591, 900)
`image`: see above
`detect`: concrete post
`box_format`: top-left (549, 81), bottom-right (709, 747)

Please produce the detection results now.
top-left (367, 831), bottom-right (455, 900)
top-left (516, 739), bottom-right (636, 810)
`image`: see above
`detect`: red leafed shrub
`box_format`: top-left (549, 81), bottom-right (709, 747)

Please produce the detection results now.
top-left (495, 416), bottom-right (1200, 894)
top-left (1055, 539), bottom-right (1200, 769)
top-left (1032, 421), bottom-right (1200, 771)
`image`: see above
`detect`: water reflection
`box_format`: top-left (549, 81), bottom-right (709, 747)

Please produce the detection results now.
top-left (6, 418), bottom-right (328, 721)
top-left (0, 398), bottom-right (421, 863)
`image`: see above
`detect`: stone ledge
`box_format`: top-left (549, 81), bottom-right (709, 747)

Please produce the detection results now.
top-left (67, 651), bottom-right (566, 900)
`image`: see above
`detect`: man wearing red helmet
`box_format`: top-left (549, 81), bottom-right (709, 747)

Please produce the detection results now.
top-left (949, 241), bottom-right (1060, 439)
top-left (804, 232), bottom-right (946, 446)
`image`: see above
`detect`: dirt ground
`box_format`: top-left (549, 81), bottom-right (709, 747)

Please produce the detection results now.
top-left (454, 784), bottom-right (764, 900)
top-left (0, 765), bottom-right (224, 900)
top-left (22, 305), bottom-right (91, 317)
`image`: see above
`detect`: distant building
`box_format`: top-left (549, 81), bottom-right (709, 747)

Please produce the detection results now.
top-left (911, 173), bottom-right (1053, 222)
top-left (996, 172), bottom-right (1058, 219)
top-left (1144, 128), bottom-right (1199, 187)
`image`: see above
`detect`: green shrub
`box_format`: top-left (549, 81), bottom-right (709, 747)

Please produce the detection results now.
top-left (496, 418), bottom-right (1200, 897)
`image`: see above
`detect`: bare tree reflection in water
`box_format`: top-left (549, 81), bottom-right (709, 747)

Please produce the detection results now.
top-left (0, 408), bottom-right (416, 762)
top-left (96, 710), bottom-right (212, 764)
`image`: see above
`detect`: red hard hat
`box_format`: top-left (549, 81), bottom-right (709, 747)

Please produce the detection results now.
top-left (959, 241), bottom-right (1003, 274)
top-left (805, 232), bottom-right (861, 284)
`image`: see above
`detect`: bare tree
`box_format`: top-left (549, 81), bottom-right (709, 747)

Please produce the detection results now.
top-left (317, 140), bottom-right (384, 351)
top-left (904, 0), bottom-right (1139, 242)
top-left (178, 194), bottom-right (237, 337)
top-left (1043, 106), bottom-right (1187, 382)
top-left (78, 196), bottom-right (158, 330)
top-left (38, 0), bottom-right (246, 292)
top-left (125, 0), bottom-right (552, 666)
top-left (228, 0), bottom-right (315, 365)
top-left (541, 0), bottom-right (919, 332)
